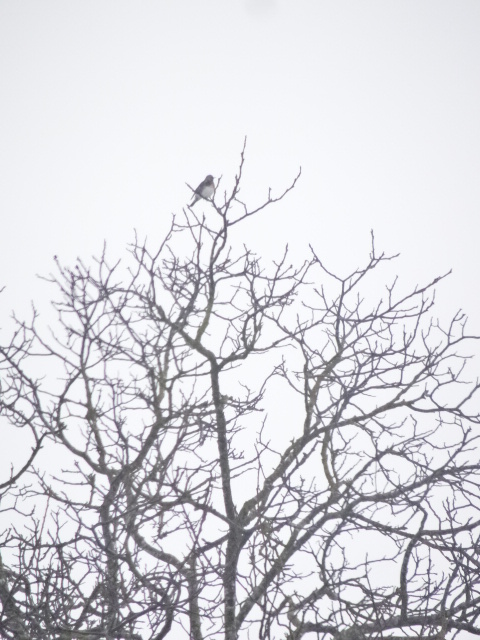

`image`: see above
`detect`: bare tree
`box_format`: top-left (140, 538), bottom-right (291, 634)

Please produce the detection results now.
top-left (1, 151), bottom-right (480, 640)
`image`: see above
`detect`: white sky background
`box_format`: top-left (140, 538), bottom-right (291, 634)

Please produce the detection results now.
top-left (1, 0), bottom-right (479, 328)
top-left (0, 4), bottom-right (480, 635)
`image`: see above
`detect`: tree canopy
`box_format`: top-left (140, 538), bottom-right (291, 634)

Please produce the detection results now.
top-left (1, 156), bottom-right (480, 640)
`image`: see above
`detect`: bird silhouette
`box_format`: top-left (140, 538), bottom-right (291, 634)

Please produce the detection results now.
top-left (190, 175), bottom-right (215, 206)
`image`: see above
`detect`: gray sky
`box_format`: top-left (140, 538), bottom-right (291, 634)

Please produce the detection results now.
top-left (1, 1), bottom-right (480, 327)
top-left (1, 6), bottom-right (480, 635)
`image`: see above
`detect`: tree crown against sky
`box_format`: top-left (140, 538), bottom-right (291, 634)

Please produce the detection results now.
top-left (1, 151), bottom-right (480, 640)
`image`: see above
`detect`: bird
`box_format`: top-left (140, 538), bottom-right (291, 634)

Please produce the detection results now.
top-left (189, 175), bottom-right (215, 206)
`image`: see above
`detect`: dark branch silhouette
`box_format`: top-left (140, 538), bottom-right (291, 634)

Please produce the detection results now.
top-left (1, 149), bottom-right (480, 640)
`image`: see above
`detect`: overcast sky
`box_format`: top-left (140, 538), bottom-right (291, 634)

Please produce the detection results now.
top-left (1, 1), bottom-right (479, 329)
top-left (1, 7), bottom-right (480, 634)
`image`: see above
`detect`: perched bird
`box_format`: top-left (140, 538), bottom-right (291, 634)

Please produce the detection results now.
top-left (190, 175), bottom-right (215, 206)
